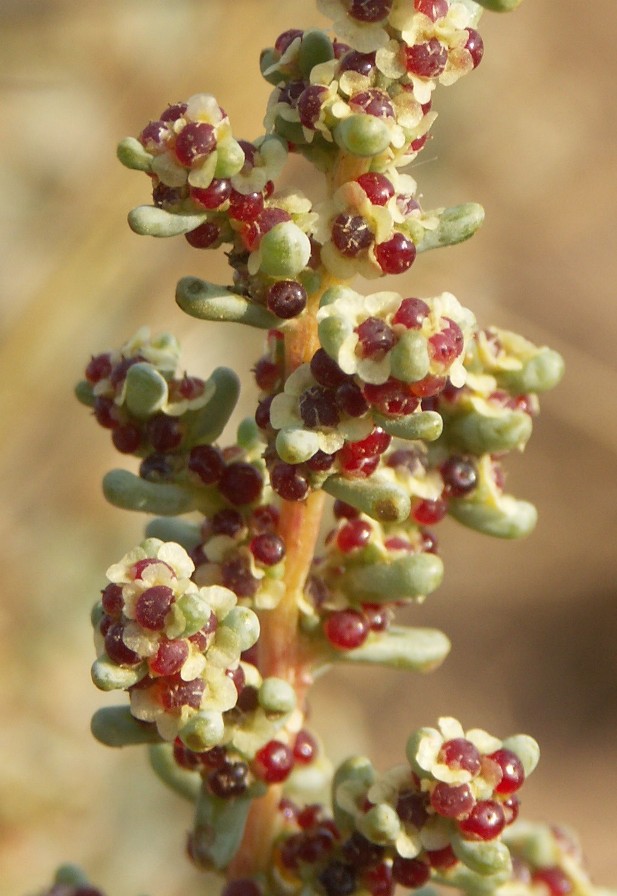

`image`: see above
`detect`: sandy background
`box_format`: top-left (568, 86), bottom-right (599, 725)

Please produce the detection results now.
top-left (1, 1), bottom-right (616, 894)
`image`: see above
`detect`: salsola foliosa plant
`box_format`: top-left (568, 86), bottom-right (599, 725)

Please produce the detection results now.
top-left (44, 2), bottom-right (614, 895)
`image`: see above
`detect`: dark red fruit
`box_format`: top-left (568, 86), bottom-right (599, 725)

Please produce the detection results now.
top-left (219, 462), bottom-right (263, 505)
top-left (267, 280), bottom-right (307, 319)
top-left (391, 856), bottom-right (431, 888)
top-left (253, 740), bottom-right (295, 783)
top-left (135, 585), bottom-right (174, 630)
top-left (532, 868), bottom-right (573, 896)
top-left (174, 122), bottom-right (216, 166)
top-left (336, 519), bottom-right (372, 552)
top-left (249, 533), bottom-right (286, 565)
top-left (271, 463), bottom-right (309, 501)
top-left (405, 39), bottom-right (448, 78)
top-left (356, 172), bottom-right (394, 206)
top-left (293, 729), bottom-right (318, 764)
top-left (430, 781), bottom-right (475, 819)
top-left (392, 297), bottom-right (430, 329)
top-left (459, 800), bottom-right (506, 841)
top-left (355, 317), bottom-right (396, 359)
top-left (348, 0), bottom-right (393, 22)
top-left (374, 232), bottom-right (416, 274)
top-left (488, 748), bottom-right (525, 794)
top-left (188, 445), bottom-right (225, 484)
top-left (324, 610), bottom-right (369, 650)
top-left (185, 221), bottom-right (220, 249)
top-left (465, 28), bottom-right (484, 68)
top-left (332, 214), bottom-right (374, 257)
top-left (439, 737), bottom-right (482, 775)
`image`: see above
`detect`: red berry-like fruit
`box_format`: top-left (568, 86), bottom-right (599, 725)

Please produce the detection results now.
top-left (267, 280), bottom-right (307, 319)
top-left (374, 232), bottom-right (416, 274)
top-left (253, 740), bottom-right (295, 783)
top-left (293, 729), bottom-right (318, 764)
top-left (532, 868), bottom-right (573, 896)
top-left (459, 799), bottom-right (506, 840)
top-left (430, 781), bottom-right (475, 819)
top-left (465, 28), bottom-right (484, 68)
top-left (391, 856), bottom-right (431, 888)
top-left (405, 39), bottom-right (448, 78)
top-left (219, 462), bottom-right (263, 505)
top-left (355, 317), bottom-right (396, 359)
top-left (337, 519), bottom-right (372, 553)
top-left (250, 533), bottom-right (286, 566)
top-left (356, 172), bottom-right (394, 206)
top-left (414, 0), bottom-right (448, 19)
top-left (271, 463), bottom-right (309, 501)
top-left (488, 748), bottom-right (525, 794)
top-left (135, 585), bottom-right (174, 630)
top-left (332, 214), bottom-right (374, 257)
top-left (174, 122), bottom-right (216, 166)
top-left (188, 445), bottom-right (225, 484)
top-left (439, 737), bottom-right (482, 775)
top-left (324, 609), bottom-right (369, 650)
top-left (392, 297), bottom-right (430, 329)
top-left (348, 0), bottom-right (393, 22)
top-left (185, 220), bottom-right (220, 249)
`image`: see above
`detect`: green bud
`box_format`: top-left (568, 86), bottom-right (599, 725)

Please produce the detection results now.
top-left (184, 366), bottom-right (241, 444)
top-left (298, 29), bottom-right (335, 78)
top-left (319, 285), bottom-right (352, 308)
top-left (332, 756), bottom-right (376, 831)
top-left (451, 834), bottom-right (512, 877)
top-left (258, 221), bottom-right (311, 278)
top-left (214, 137), bottom-right (246, 179)
top-left (335, 625), bottom-right (451, 673)
top-left (276, 428), bottom-right (321, 464)
top-left (91, 656), bottom-right (146, 691)
top-left (474, 0), bottom-right (523, 11)
top-left (324, 475), bottom-right (411, 523)
top-left (75, 379), bottom-right (95, 407)
top-left (221, 606), bottom-right (260, 651)
top-left (91, 706), bottom-right (162, 747)
top-left (180, 710), bottom-right (225, 752)
top-left (176, 276), bottom-right (279, 329)
top-left (193, 786), bottom-right (254, 870)
top-left (236, 416), bottom-right (261, 451)
top-left (445, 408), bottom-right (532, 454)
top-left (124, 362), bottom-right (169, 419)
top-left (258, 677), bottom-right (297, 715)
top-left (448, 493), bottom-right (537, 539)
top-left (274, 116), bottom-right (308, 146)
top-left (149, 743), bottom-right (201, 802)
top-left (342, 554), bottom-right (444, 602)
top-left (317, 314), bottom-right (353, 360)
top-left (128, 205), bottom-right (208, 238)
top-left (117, 136), bottom-right (153, 172)
top-left (103, 469), bottom-right (199, 516)
top-left (53, 865), bottom-right (92, 887)
top-left (374, 410), bottom-right (443, 442)
top-left (357, 803), bottom-right (401, 845)
top-left (416, 203), bottom-right (485, 252)
top-left (502, 734), bottom-right (540, 777)
top-left (175, 591), bottom-right (214, 636)
top-left (498, 347), bottom-right (565, 394)
top-left (145, 517), bottom-right (202, 552)
top-left (334, 115), bottom-right (391, 157)
top-left (260, 48), bottom-right (282, 85)
top-left (388, 330), bottom-right (430, 383)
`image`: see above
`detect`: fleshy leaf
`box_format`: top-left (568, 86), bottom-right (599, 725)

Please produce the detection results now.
top-left (333, 626), bottom-right (451, 673)
top-left (324, 474), bottom-right (411, 522)
top-left (176, 276), bottom-right (279, 328)
top-left (103, 469), bottom-right (200, 515)
top-left (128, 205), bottom-right (208, 237)
top-left (91, 706), bottom-right (162, 747)
top-left (416, 203), bottom-right (485, 252)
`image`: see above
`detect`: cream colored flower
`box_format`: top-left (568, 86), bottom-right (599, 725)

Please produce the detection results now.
top-left (317, 0), bottom-right (391, 53)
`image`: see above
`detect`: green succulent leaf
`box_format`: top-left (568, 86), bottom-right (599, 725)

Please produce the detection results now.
top-left (102, 469), bottom-right (200, 516)
top-left (128, 205), bottom-right (208, 237)
top-left (323, 475), bottom-right (411, 523)
top-left (176, 276), bottom-right (279, 328)
top-left (334, 625), bottom-right (451, 673)
top-left (416, 203), bottom-right (485, 252)
top-left (91, 706), bottom-right (162, 747)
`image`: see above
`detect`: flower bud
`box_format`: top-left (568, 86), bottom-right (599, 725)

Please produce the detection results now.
top-left (358, 803), bottom-right (401, 844)
top-left (334, 114), bottom-right (391, 158)
top-left (220, 606), bottom-right (260, 652)
top-left (388, 330), bottom-right (430, 383)
top-left (258, 677), bottom-right (297, 715)
top-left (180, 710), bottom-right (225, 752)
top-left (451, 834), bottom-right (512, 876)
top-left (124, 362), bottom-right (169, 419)
top-left (258, 221), bottom-right (312, 278)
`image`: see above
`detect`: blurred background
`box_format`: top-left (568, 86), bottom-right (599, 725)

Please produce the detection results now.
top-left (1, 1), bottom-right (616, 894)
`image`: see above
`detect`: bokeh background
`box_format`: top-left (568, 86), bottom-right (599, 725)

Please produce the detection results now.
top-left (1, 1), bottom-right (616, 894)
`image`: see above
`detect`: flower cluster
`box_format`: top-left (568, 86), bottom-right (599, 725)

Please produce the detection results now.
top-left (262, 3), bottom-right (483, 170)
top-left (263, 717), bottom-right (538, 896)
top-left (79, 327), bottom-right (213, 458)
top-left (92, 538), bottom-right (260, 748)
top-left (260, 287), bottom-right (474, 498)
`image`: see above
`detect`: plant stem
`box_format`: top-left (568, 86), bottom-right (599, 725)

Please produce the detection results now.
top-left (228, 153), bottom-right (369, 884)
